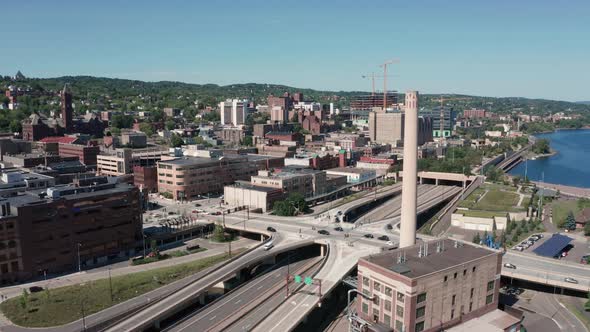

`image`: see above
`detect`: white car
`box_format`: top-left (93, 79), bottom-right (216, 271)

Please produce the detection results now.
top-left (564, 277), bottom-right (578, 284)
top-left (503, 263), bottom-right (516, 269)
top-left (386, 241), bottom-right (396, 247)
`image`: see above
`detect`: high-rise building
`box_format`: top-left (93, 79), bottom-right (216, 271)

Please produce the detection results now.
top-left (267, 94), bottom-right (293, 111)
top-left (356, 239), bottom-right (504, 332)
top-left (463, 109), bottom-right (488, 119)
top-left (270, 106), bottom-right (288, 123)
top-left (219, 99), bottom-right (249, 126)
top-left (350, 93), bottom-right (399, 110)
top-left (419, 107), bottom-right (457, 138)
top-left (368, 110), bottom-right (432, 146)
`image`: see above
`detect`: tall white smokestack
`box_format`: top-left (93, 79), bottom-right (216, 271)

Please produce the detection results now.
top-left (400, 90), bottom-right (419, 248)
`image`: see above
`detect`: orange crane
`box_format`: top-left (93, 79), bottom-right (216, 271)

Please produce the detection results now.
top-left (431, 96), bottom-right (470, 138)
top-left (361, 73), bottom-right (398, 96)
top-left (379, 59), bottom-right (400, 109)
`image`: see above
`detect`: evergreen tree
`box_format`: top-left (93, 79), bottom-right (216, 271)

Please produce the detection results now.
top-left (472, 232), bottom-right (481, 244)
top-left (564, 211), bottom-right (577, 230)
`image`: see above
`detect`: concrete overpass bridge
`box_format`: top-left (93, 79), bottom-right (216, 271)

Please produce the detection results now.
top-left (496, 145), bottom-right (532, 172)
top-left (103, 232), bottom-right (326, 332)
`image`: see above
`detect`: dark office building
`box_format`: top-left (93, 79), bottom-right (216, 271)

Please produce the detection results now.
top-left (0, 178), bottom-right (142, 283)
top-left (420, 107), bottom-right (458, 138)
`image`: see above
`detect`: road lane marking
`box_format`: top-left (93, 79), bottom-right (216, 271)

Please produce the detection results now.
top-left (235, 299), bottom-right (242, 305)
top-left (209, 315), bottom-right (217, 321)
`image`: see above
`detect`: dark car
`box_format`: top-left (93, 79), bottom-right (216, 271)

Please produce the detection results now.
top-left (334, 226), bottom-right (344, 232)
top-left (363, 234), bottom-right (374, 239)
top-left (267, 226), bottom-right (277, 232)
top-left (386, 224), bottom-right (393, 230)
top-left (318, 230), bottom-right (330, 235)
top-left (378, 235), bottom-right (390, 241)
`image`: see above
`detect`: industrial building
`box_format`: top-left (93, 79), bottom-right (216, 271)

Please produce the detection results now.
top-left (356, 239), bottom-right (507, 332)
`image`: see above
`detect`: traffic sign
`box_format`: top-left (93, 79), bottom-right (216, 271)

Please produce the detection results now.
top-left (304, 277), bottom-right (313, 285)
top-left (294, 275), bottom-right (302, 283)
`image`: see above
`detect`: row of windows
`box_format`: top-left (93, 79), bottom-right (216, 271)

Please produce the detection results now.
top-left (443, 266), bottom-right (477, 283)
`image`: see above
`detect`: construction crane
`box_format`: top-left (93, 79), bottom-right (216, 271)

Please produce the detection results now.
top-left (379, 59), bottom-right (400, 109)
top-left (361, 73), bottom-right (398, 96)
top-left (431, 96), bottom-right (470, 139)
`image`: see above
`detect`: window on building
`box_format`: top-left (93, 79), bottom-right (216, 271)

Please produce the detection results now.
top-left (469, 302), bottom-right (473, 312)
top-left (416, 306), bottom-right (425, 318)
top-left (415, 321), bottom-right (425, 332)
top-left (444, 275), bottom-right (448, 282)
top-left (451, 309), bottom-right (455, 319)
top-left (373, 296), bottom-right (380, 306)
top-left (397, 292), bottom-right (405, 303)
top-left (487, 281), bottom-right (495, 292)
top-left (463, 269), bottom-right (467, 276)
top-left (417, 292), bottom-right (427, 303)
top-left (454, 272), bottom-right (457, 279)
top-left (470, 288), bottom-right (474, 298)
top-left (472, 266), bottom-right (476, 273)
top-left (452, 295), bottom-right (456, 306)
top-left (385, 286), bottom-right (392, 296)
top-left (486, 294), bottom-right (494, 304)
top-left (363, 276), bottom-right (369, 287)
top-left (362, 302), bottom-right (369, 314)
top-left (383, 314), bottom-right (391, 327)
top-left (374, 281), bottom-right (381, 292)
top-left (396, 305), bottom-right (404, 318)
top-left (362, 289), bottom-right (370, 297)
top-left (384, 300), bottom-right (392, 311)
top-left (373, 308), bottom-right (379, 320)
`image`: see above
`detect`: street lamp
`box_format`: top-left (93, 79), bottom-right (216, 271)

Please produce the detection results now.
top-left (142, 233), bottom-right (147, 258)
top-left (77, 243), bottom-right (82, 273)
top-left (347, 289), bottom-right (374, 332)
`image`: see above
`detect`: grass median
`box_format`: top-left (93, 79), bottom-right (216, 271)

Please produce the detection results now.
top-left (0, 249), bottom-right (244, 328)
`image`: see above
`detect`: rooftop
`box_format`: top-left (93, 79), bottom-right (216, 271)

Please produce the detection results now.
top-left (362, 239), bottom-right (498, 279)
top-left (446, 309), bottom-right (520, 332)
top-left (327, 167), bottom-right (373, 174)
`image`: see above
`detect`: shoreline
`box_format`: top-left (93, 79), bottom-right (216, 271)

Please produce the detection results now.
top-left (531, 181), bottom-right (590, 198)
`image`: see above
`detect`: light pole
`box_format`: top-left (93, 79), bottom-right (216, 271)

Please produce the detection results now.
top-left (77, 243), bottom-right (82, 273)
top-left (142, 233), bottom-right (147, 258)
top-left (108, 267), bottom-right (114, 303)
top-left (347, 289), bottom-right (374, 332)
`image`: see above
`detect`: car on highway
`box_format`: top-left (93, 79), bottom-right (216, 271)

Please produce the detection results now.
top-left (266, 226), bottom-right (277, 232)
top-left (378, 235), bottom-right (390, 241)
top-left (386, 224), bottom-right (393, 230)
top-left (337, 210), bottom-right (342, 215)
top-left (503, 263), bottom-right (516, 269)
top-left (318, 230), bottom-right (330, 235)
top-left (386, 241), bottom-right (396, 247)
top-left (363, 234), bottom-right (374, 239)
top-left (334, 226), bottom-right (344, 232)
top-left (263, 242), bottom-right (274, 251)
top-left (564, 277), bottom-right (578, 284)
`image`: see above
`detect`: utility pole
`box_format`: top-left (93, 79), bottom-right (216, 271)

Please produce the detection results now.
top-left (108, 267), bottom-right (113, 303)
top-left (77, 243), bottom-right (82, 273)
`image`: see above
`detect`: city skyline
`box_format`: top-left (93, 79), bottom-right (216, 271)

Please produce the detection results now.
top-left (1, 0), bottom-right (589, 101)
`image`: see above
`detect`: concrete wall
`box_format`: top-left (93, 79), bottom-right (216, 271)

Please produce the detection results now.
top-left (451, 213), bottom-right (507, 232)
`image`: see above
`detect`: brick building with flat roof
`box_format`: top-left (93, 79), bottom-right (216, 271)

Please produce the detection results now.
top-left (356, 239), bottom-right (502, 332)
top-left (0, 178), bottom-right (142, 283)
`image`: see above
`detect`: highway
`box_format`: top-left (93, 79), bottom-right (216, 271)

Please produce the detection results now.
top-left (503, 251), bottom-right (590, 292)
top-left (167, 256), bottom-right (323, 332)
top-left (103, 232), bottom-right (314, 332)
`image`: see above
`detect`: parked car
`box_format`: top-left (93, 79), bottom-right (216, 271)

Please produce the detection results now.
top-left (363, 234), bottom-right (374, 239)
top-left (378, 235), bottom-right (390, 241)
top-left (503, 263), bottom-right (516, 269)
top-left (386, 224), bottom-right (393, 230)
top-left (267, 226), bottom-right (277, 232)
top-left (318, 230), bottom-right (330, 235)
top-left (513, 246), bottom-right (524, 251)
top-left (386, 241), bottom-right (397, 247)
top-left (334, 226), bottom-right (344, 232)
top-left (564, 277), bottom-right (578, 284)
top-left (527, 237), bottom-right (537, 242)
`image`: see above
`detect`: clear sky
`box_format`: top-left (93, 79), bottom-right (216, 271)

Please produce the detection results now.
top-left (1, 0), bottom-right (588, 101)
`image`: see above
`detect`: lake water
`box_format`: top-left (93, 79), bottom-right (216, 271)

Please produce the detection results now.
top-left (509, 129), bottom-right (590, 188)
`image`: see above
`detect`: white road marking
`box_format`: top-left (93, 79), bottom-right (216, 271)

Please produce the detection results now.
top-left (235, 299), bottom-right (242, 305)
top-left (209, 315), bottom-right (217, 321)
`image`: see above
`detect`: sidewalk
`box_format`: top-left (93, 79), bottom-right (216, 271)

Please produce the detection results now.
top-left (0, 238), bottom-right (256, 300)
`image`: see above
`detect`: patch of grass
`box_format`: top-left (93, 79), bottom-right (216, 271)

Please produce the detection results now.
top-left (458, 183), bottom-right (524, 212)
top-left (0, 249), bottom-right (242, 328)
top-left (552, 200), bottom-right (581, 228)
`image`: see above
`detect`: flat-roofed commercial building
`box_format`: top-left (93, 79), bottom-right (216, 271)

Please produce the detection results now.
top-left (0, 178), bottom-right (141, 283)
top-left (356, 239), bottom-right (502, 332)
top-left (97, 148), bottom-right (170, 176)
top-left (156, 155), bottom-right (278, 200)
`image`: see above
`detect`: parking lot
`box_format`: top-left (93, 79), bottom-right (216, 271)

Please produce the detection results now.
top-left (511, 232), bottom-right (590, 264)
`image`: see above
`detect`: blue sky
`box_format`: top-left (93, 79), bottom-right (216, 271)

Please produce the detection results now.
top-left (1, 0), bottom-right (589, 101)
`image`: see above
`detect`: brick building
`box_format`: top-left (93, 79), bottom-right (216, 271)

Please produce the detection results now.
top-left (58, 142), bottom-right (100, 166)
top-left (356, 239), bottom-right (503, 332)
top-left (133, 165), bottom-right (158, 193)
top-left (0, 178), bottom-right (142, 283)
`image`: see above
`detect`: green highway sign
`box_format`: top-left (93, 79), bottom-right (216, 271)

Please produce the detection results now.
top-left (294, 275), bottom-right (302, 283)
top-left (304, 277), bottom-right (313, 285)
